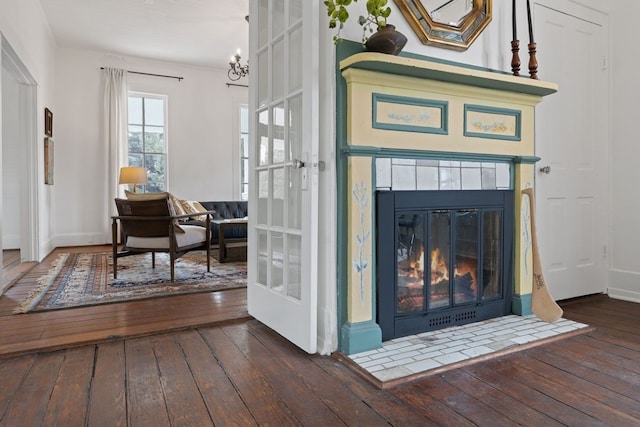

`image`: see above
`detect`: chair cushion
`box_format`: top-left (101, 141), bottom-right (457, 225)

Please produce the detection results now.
top-left (126, 225), bottom-right (207, 249)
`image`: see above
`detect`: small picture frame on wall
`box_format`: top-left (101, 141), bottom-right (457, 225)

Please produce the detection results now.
top-left (44, 107), bottom-right (53, 137)
top-left (44, 137), bottom-right (54, 185)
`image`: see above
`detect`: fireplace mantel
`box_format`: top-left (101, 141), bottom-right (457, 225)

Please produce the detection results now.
top-left (340, 52), bottom-right (557, 98)
top-left (336, 45), bottom-right (558, 354)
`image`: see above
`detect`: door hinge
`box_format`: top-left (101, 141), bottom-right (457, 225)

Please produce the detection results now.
top-left (602, 55), bottom-right (608, 71)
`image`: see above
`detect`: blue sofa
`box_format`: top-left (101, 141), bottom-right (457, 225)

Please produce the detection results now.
top-left (186, 201), bottom-right (248, 245)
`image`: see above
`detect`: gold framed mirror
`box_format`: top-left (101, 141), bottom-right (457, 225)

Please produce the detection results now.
top-left (394, 0), bottom-right (492, 51)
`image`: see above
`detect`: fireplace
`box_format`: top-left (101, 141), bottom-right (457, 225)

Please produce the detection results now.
top-left (376, 190), bottom-right (514, 340)
top-left (336, 47), bottom-right (557, 354)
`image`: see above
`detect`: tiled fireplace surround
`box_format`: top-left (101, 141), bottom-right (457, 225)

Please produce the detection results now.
top-left (336, 44), bottom-right (558, 355)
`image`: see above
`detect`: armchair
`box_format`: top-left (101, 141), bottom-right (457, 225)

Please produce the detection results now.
top-left (111, 198), bottom-right (213, 282)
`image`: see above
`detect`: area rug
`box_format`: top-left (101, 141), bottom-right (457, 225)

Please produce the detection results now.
top-left (13, 251), bottom-right (246, 313)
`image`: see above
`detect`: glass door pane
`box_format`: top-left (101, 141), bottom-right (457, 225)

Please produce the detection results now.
top-left (482, 210), bottom-right (502, 300)
top-left (429, 211), bottom-right (451, 309)
top-left (454, 210), bottom-right (479, 304)
top-left (396, 213), bottom-right (424, 314)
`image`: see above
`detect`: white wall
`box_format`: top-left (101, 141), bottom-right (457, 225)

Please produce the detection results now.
top-left (0, 0), bottom-right (57, 261)
top-left (53, 47), bottom-right (248, 247)
top-left (609, 0), bottom-right (640, 302)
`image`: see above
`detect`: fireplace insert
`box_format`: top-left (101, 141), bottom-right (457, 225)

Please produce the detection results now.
top-left (376, 190), bottom-right (514, 340)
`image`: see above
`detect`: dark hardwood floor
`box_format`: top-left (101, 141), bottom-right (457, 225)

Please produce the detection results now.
top-left (1, 247), bottom-right (640, 426)
top-left (0, 246), bottom-right (250, 357)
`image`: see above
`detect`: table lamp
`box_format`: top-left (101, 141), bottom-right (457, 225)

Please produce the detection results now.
top-left (118, 166), bottom-right (148, 193)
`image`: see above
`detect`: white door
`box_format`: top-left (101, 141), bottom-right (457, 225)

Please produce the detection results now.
top-left (247, 0), bottom-right (319, 353)
top-left (534, 4), bottom-right (609, 300)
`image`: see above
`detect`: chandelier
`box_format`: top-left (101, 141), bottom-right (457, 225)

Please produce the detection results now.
top-left (228, 50), bottom-right (248, 81)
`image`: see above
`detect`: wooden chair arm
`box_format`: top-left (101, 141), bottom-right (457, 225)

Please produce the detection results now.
top-left (112, 215), bottom-right (172, 221)
top-left (173, 210), bottom-right (216, 221)
top-left (111, 211), bottom-right (215, 221)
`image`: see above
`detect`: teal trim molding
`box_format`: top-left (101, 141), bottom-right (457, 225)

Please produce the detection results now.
top-left (340, 320), bottom-right (382, 355)
top-left (464, 104), bottom-right (522, 141)
top-left (342, 145), bottom-right (520, 164)
top-left (372, 93), bottom-right (448, 135)
top-left (512, 293), bottom-right (533, 316)
top-left (513, 156), bottom-right (540, 164)
top-left (336, 41), bottom-right (365, 354)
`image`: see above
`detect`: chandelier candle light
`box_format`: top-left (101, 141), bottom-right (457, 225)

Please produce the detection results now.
top-left (228, 49), bottom-right (249, 81)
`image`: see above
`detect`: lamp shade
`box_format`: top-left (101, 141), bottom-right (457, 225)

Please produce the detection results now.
top-left (118, 166), bottom-right (148, 185)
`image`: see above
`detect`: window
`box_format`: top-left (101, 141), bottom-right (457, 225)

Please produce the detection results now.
top-left (127, 94), bottom-right (167, 192)
top-left (240, 105), bottom-right (249, 201)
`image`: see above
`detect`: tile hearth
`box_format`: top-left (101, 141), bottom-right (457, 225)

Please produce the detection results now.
top-left (348, 315), bottom-right (589, 385)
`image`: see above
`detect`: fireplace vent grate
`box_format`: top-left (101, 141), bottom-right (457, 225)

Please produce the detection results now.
top-left (429, 315), bottom-right (452, 327)
top-left (455, 310), bottom-right (477, 322)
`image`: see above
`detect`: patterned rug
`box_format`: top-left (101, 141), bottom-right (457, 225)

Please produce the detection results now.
top-left (13, 251), bottom-right (246, 313)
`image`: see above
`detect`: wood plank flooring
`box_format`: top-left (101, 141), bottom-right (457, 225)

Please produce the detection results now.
top-left (0, 295), bottom-right (639, 426)
top-left (1, 247), bottom-right (640, 426)
top-left (0, 246), bottom-right (250, 357)
top-left (1, 249), bottom-right (37, 293)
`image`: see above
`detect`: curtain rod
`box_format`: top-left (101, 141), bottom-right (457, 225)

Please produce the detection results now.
top-left (226, 83), bottom-right (248, 88)
top-left (100, 67), bottom-right (183, 81)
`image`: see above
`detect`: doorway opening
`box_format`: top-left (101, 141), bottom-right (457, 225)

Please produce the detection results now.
top-left (1, 36), bottom-right (40, 294)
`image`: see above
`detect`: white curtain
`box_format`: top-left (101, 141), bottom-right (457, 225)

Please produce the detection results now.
top-left (102, 67), bottom-right (128, 238)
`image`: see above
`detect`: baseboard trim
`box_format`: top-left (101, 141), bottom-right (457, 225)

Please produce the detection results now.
top-left (54, 233), bottom-right (109, 248)
top-left (607, 287), bottom-right (640, 303)
top-left (3, 234), bottom-right (21, 249)
top-left (608, 269), bottom-right (640, 303)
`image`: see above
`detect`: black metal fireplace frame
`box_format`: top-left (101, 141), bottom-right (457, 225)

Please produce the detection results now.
top-left (376, 190), bottom-right (515, 341)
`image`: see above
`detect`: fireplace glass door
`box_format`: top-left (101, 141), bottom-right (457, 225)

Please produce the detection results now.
top-left (396, 208), bottom-right (504, 314)
top-left (377, 190), bottom-right (513, 340)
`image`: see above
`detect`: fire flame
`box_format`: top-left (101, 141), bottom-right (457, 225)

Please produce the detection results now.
top-left (402, 246), bottom-right (478, 293)
top-left (430, 247), bottom-right (449, 285)
top-left (407, 249), bottom-right (424, 280)
top-left (429, 247), bottom-right (477, 291)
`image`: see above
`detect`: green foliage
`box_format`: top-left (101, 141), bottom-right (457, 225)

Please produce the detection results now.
top-left (325, 0), bottom-right (392, 45)
top-left (127, 128), bottom-right (167, 193)
top-left (324, 0), bottom-right (353, 44)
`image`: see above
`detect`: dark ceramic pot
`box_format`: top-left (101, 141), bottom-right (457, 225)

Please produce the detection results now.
top-left (364, 24), bottom-right (407, 55)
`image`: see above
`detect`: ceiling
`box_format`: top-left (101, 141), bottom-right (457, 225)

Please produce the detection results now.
top-left (39, 0), bottom-right (249, 70)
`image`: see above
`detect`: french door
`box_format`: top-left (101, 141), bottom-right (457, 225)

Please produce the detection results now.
top-left (247, 0), bottom-right (319, 353)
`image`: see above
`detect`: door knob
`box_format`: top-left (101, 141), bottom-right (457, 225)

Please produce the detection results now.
top-left (539, 165), bottom-right (551, 174)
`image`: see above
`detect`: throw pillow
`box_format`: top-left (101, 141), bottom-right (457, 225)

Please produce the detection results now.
top-left (169, 193), bottom-right (187, 217)
top-left (181, 200), bottom-right (210, 222)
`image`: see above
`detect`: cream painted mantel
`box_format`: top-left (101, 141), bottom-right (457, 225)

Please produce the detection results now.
top-left (336, 44), bottom-right (557, 354)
